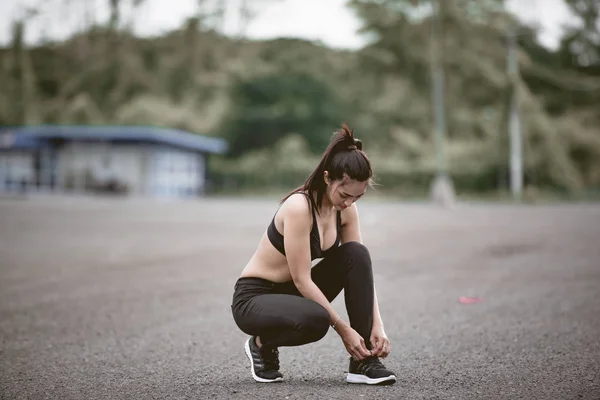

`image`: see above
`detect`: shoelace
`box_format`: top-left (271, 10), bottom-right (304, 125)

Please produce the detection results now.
top-left (359, 356), bottom-right (387, 374)
top-left (260, 346), bottom-right (280, 371)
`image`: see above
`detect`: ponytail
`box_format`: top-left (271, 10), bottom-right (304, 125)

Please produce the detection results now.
top-left (280, 123), bottom-right (372, 214)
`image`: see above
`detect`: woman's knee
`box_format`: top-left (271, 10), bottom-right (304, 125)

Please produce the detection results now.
top-left (338, 241), bottom-right (371, 263)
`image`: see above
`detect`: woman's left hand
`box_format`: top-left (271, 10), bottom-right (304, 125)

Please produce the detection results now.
top-left (370, 325), bottom-right (391, 358)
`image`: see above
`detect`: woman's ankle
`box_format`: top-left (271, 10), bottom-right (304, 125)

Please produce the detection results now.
top-left (255, 336), bottom-right (262, 348)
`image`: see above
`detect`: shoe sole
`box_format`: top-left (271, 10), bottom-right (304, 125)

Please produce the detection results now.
top-left (244, 338), bottom-right (283, 383)
top-left (346, 373), bottom-right (397, 385)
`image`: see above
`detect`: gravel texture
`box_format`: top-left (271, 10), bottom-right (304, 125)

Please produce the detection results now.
top-left (1, 197), bottom-right (599, 399)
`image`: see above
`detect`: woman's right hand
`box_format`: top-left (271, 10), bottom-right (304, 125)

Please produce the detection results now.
top-left (338, 325), bottom-right (372, 360)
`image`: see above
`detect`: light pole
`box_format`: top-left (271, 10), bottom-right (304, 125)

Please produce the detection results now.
top-left (428, 0), bottom-right (455, 206)
top-left (506, 27), bottom-right (523, 201)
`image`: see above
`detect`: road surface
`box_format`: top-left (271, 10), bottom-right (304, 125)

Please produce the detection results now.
top-left (1, 197), bottom-right (599, 399)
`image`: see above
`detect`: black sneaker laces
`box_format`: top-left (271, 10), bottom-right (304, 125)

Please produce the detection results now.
top-left (260, 346), bottom-right (280, 371)
top-left (360, 356), bottom-right (387, 374)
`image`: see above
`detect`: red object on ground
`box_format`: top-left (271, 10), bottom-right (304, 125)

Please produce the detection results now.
top-left (458, 296), bottom-right (483, 304)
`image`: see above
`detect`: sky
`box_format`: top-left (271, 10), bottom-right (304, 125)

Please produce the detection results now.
top-left (0, 0), bottom-right (578, 50)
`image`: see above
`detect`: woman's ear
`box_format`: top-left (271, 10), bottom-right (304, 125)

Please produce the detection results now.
top-left (324, 170), bottom-right (330, 185)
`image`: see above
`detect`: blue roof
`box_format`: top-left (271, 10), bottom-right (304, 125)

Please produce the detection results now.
top-left (0, 125), bottom-right (228, 154)
top-left (0, 131), bottom-right (41, 150)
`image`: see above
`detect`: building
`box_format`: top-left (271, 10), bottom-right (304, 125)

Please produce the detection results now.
top-left (0, 125), bottom-right (228, 198)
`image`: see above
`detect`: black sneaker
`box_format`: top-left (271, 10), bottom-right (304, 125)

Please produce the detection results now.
top-left (244, 336), bottom-right (283, 383)
top-left (346, 356), bottom-right (397, 385)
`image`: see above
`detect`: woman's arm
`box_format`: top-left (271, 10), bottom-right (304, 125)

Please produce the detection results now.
top-left (340, 203), bottom-right (362, 244)
top-left (282, 195), bottom-right (343, 325)
top-left (283, 196), bottom-right (371, 360)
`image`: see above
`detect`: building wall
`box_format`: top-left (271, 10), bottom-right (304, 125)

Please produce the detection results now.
top-left (1, 141), bottom-right (208, 198)
top-left (0, 151), bottom-right (35, 191)
top-left (146, 146), bottom-right (205, 198)
top-left (58, 142), bottom-right (147, 194)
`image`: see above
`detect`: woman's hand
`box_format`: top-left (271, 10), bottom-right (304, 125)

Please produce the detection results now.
top-left (338, 325), bottom-right (372, 360)
top-left (370, 325), bottom-right (391, 358)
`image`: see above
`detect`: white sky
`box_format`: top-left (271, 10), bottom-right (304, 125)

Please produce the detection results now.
top-left (0, 0), bottom-right (578, 50)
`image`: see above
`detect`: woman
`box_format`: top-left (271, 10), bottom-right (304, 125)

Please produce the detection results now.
top-left (230, 124), bottom-right (396, 385)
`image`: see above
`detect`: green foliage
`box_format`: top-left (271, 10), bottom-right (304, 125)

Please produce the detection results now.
top-left (2, 21), bottom-right (37, 124)
top-left (220, 71), bottom-right (346, 157)
top-left (560, 0), bottom-right (600, 68)
top-left (1, 1), bottom-right (599, 196)
top-left (348, 0), bottom-right (600, 193)
top-left (210, 134), bottom-right (319, 190)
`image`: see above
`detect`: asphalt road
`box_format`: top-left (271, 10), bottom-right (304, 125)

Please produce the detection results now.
top-left (1, 196), bottom-right (599, 399)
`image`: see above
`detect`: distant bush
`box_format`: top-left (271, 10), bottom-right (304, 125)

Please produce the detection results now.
top-left (219, 71), bottom-right (347, 158)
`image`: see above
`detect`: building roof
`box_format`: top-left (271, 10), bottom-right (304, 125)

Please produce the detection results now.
top-left (0, 125), bottom-right (228, 154)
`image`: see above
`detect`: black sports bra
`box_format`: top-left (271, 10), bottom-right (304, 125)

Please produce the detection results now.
top-left (267, 194), bottom-right (342, 260)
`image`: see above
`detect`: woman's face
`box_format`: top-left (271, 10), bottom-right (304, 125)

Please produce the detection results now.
top-left (325, 173), bottom-right (368, 211)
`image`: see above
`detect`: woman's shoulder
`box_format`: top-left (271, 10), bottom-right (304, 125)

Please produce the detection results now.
top-left (278, 192), bottom-right (313, 224)
top-left (281, 192), bottom-right (312, 214)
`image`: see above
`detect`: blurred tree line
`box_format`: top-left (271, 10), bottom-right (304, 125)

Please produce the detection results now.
top-left (0, 0), bottom-right (599, 197)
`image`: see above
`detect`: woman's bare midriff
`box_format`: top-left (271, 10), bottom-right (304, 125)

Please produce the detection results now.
top-left (239, 231), bottom-right (293, 283)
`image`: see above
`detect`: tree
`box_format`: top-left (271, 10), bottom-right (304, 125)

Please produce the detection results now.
top-left (560, 0), bottom-right (600, 68)
top-left (2, 20), bottom-right (37, 125)
top-left (349, 0), bottom-right (600, 191)
top-left (221, 72), bottom-right (346, 157)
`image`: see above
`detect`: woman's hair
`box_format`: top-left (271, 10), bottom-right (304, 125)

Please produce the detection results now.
top-left (281, 123), bottom-right (373, 214)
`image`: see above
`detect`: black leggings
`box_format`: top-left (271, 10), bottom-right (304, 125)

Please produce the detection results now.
top-left (231, 241), bottom-right (374, 348)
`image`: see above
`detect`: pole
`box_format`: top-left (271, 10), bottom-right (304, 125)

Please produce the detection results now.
top-left (428, 0), bottom-right (455, 206)
top-left (506, 28), bottom-right (523, 200)
top-left (431, 0), bottom-right (446, 176)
